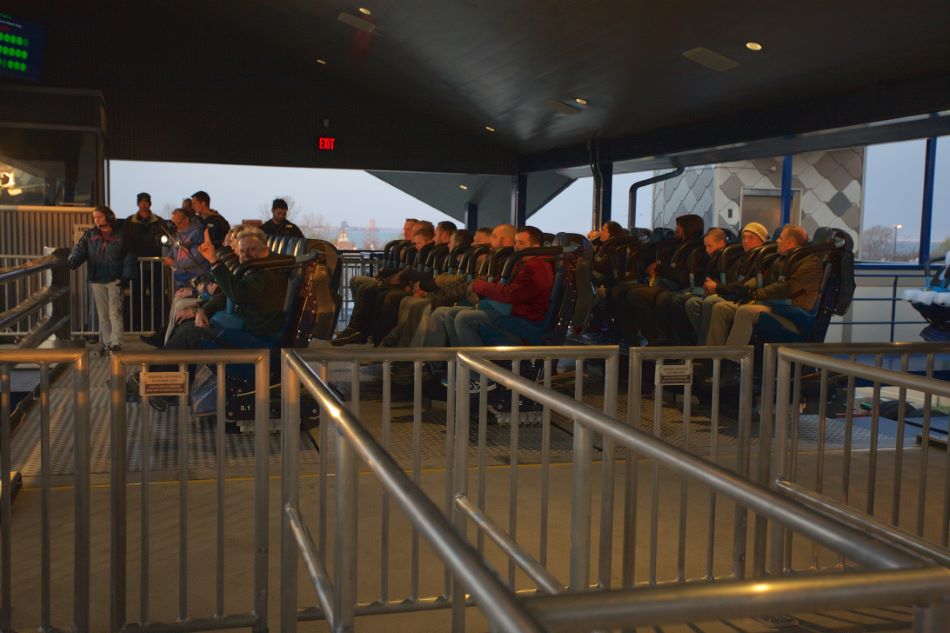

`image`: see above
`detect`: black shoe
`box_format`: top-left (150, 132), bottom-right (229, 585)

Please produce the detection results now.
top-left (140, 333), bottom-right (164, 347)
top-left (109, 344), bottom-right (122, 353)
top-left (331, 330), bottom-right (367, 346)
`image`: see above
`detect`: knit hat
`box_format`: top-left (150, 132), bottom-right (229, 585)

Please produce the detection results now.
top-left (137, 192), bottom-right (151, 203)
top-left (741, 222), bottom-right (769, 243)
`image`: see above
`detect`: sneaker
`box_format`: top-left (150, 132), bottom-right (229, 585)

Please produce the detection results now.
top-left (331, 330), bottom-right (367, 346)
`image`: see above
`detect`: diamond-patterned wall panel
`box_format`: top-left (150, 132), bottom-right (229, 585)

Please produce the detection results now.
top-left (660, 148), bottom-right (865, 247)
top-left (652, 166), bottom-right (715, 229)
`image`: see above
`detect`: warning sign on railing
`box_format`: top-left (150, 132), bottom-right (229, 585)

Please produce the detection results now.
top-left (657, 363), bottom-right (692, 385)
top-left (139, 371), bottom-right (189, 397)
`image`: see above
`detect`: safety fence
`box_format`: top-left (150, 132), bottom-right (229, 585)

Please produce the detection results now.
top-left (761, 342), bottom-right (950, 569)
top-left (279, 347), bottom-right (950, 632)
top-left (0, 349), bottom-right (91, 633)
top-left (3, 344), bottom-right (949, 632)
top-left (279, 345), bottom-right (619, 631)
top-left (0, 348), bottom-right (271, 633)
top-left (72, 257), bottom-right (170, 338)
top-left (337, 250), bottom-right (382, 330)
top-left (0, 251), bottom-right (71, 348)
top-left (625, 346), bottom-right (757, 581)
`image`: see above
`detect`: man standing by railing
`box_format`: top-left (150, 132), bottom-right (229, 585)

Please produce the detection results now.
top-left (123, 192), bottom-right (165, 332)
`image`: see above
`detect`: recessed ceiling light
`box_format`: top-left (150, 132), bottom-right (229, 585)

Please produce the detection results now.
top-left (316, 58), bottom-right (327, 65)
top-left (358, 7), bottom-right (372, 15)
top-left (574, 97), bottom-right (588, 106)
top-left (459, 184), bottom-right (468, 191)
top-left (484, 125), bottom-right (496, 133)
top-left (745, 41), bottom-right (763, 51)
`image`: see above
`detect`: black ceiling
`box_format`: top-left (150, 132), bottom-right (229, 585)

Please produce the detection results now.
top-left (4, 1), bottom-right (950, 176)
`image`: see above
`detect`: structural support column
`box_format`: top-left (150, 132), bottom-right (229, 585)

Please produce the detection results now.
top-left (919, 137), bottom-right (937, 264)
top-left (592, 160), bottom-right (613, 230)
top-left (780, 154), bottom-right (794, 225)
top-left (510, 174), bottom-right (527, 227)
top-left (464, 201), bottom-right (479, 232)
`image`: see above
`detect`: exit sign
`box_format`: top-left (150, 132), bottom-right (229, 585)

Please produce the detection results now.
top-left (317, 137), bottom-right (336, 151)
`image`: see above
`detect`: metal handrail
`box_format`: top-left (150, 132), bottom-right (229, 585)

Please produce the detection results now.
top-left (775, 479), bottom-right (950, 567)
top-left (776, 347), bottom-right (950, 397)
top-left (455, 352), bottom-right (919, 570)
top-left (281, 349), bottom-right (546, 633)
top-left (523, 568), bottom-right (950, 632)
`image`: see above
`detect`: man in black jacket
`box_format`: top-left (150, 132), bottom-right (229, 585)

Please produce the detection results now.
top-left (123, 192), bottom-right (165, 331)
top-left (191, 190), bottom-right (231, 248)
top-left (261, 198), bottom-right (304, 238)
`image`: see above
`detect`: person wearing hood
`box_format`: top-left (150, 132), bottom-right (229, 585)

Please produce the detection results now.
top-left (610, 214), bottom-right (705, 345)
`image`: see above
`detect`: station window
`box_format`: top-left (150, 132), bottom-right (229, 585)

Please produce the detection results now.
top-left (860, 139), bottom-right (926, 263)
top-left (931, 136), bottom-right (950, 259)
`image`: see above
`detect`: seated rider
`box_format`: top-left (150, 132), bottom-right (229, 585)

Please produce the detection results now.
top-left (163, 227), bottom-right (289, 350)
top-left (447, 226), bottom-right (554, 347)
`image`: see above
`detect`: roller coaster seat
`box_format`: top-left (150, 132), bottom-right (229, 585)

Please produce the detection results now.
top-left (192, 237), bottom-right (342, 423)
top-left (477, 246), bottom-right (579, 347)
top-left (752, 227), bottom-right (855, 345)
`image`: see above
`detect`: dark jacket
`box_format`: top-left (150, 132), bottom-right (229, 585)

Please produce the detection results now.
top-left (754, 251), bottom-right (824, 310)
top-left (261, 218), bottom-right (304, 238)
top-left (124, 211), bottom-right (164, 256)
top-left (204, 253), bottom-right (289, 337)
top-left (716, 246), bottom-right (770, 298)
top-left (472, 256), bottom-right (554, 323)
top-left (200, 211), bottom-right (231, 248)
top-left (655, 214), bottom-right (705, 290)
top-left (68, 226), bottom-right (137, 283)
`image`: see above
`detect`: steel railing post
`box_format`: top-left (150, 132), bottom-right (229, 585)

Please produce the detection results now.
top-left (569, 398), bottom-right (593, 591)
top-left (452, 359), bottom-right (472, 632)
top-left (73, 351), bottom-right (91, 633)
top-left (281, 352), bottom-right (301, 633)
top-left (0, 363), bottom-right (10, 633)
top-left (771, 353), bottom-right (792, 575)
top-left (335, 426), bottom-right (358, 632)
top-left (110, 354), bottom-right (128, 633)
top-left (253, 353), bottom-right (269, 632)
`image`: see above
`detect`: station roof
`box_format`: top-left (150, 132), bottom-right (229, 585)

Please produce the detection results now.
top-left (4, 1), bottom-right (950, 220)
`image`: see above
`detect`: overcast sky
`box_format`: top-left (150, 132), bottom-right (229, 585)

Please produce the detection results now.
top-left (109, 137), bottom-right (948, 242)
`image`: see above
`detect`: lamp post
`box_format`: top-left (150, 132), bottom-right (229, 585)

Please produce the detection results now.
top-left (892, 224), bottom-right (902, 261)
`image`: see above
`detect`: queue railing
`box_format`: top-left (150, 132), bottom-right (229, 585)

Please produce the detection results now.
top-left (0, 250), bottom-right (71, 348)
top-left (764, 343), bottom-right (950, 571)
top-left (279, 345), bottom-right (618, 630)
top-left (453, 351), bottom-right (950, 632)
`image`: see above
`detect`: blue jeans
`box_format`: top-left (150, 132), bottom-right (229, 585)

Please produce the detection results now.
top-left (449, 304), bottom-right (507, 347)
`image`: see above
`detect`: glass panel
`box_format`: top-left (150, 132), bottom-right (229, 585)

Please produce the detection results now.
top-left (930, 136), bottom-right (950, 260)
top-left (860, 139), bottom-right (926, 262)
top-left (0, 127), bottom-right (99, 206)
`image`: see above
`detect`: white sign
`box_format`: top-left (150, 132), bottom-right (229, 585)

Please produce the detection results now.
top-left (140, 371), bottom-right (189, 397)
top-left (658, 363), bottom-right (693, 385)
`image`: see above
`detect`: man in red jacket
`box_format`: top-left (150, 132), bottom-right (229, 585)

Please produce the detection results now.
top-left (447, 226), bottom-right (553, 347)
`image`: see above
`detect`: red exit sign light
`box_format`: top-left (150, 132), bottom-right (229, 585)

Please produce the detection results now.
top-left (318, 137), bottom-right (336, 151)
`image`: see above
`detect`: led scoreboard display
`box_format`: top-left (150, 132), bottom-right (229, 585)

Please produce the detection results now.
top-left (0, 13), bottom-right (43, 82)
